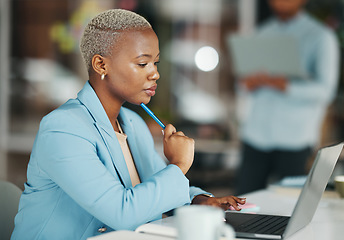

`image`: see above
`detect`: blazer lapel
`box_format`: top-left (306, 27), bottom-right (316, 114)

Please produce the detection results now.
top-left (77, 81), bottom-right (132, 188)
top-left (118, 110), bottom-right (149, 181)
top-left (94, 122), bottom-right (132, 188)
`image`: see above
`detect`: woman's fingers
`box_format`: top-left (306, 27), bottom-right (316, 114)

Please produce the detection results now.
top-left (163, 124), bottom-right (194, 175)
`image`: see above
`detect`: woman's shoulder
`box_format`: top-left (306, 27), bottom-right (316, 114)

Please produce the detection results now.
top-left (44, 98), bottom-right (85, 118)
top-left (39, 98), bottom-right (93, 133)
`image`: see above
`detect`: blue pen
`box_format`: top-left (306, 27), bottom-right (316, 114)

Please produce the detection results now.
top-left (140, 103), bottom-right (166, 129)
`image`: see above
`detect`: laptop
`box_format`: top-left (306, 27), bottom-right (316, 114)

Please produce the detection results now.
top-left (227, 34), bottom-right (308, 79)
top-left (225, 142), bottom-right (344, 239)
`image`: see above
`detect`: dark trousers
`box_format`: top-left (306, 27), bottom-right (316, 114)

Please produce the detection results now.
top-left (235, 142), bottom-right (312, 195)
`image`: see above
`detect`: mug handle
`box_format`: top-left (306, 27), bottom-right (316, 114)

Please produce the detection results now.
top-left (220, 223), bottom-right (235, 240)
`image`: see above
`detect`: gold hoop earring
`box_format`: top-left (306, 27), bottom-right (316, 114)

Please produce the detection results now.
top-left (101, 73), bottom-right (105, 81)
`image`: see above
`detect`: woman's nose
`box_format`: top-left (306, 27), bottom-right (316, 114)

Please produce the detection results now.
top-left (149, 68), bottom-right (160, 81)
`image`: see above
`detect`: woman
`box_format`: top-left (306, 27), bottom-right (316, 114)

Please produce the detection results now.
top-left (11, 9), bottom-right (245, 240)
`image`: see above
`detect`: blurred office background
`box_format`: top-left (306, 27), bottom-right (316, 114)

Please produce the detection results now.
top-left (1, 0), bottom-right (344, 196)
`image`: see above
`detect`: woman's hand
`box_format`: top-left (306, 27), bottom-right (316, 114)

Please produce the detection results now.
top-left (163, 124), bottom-right (195, 175)
top-left (192, 194), bottom-right (246, 211)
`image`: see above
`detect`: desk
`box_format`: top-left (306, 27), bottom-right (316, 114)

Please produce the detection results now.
top-left (234, 186), bottom-right (344, 240)
top-left (88, 186), bottom-right (344, 240)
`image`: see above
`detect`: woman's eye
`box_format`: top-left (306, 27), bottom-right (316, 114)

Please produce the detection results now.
top-left (154, 61), bottom-right (160, 66)
top-left (138, 63), bottom-right (147, 67)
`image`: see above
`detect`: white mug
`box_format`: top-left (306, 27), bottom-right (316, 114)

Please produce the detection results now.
top-left (175, 205), bottom-right (235, 240)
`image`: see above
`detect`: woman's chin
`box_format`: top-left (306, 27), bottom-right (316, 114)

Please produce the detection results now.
top-left (129, 97), bottom-right (151, 106)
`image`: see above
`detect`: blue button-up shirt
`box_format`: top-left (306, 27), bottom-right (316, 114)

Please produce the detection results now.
top-left (238, 12), bottom-right (339, 151)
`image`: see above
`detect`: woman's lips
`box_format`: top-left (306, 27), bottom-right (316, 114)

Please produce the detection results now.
top-left (144, 85), bottom-right (157, 96)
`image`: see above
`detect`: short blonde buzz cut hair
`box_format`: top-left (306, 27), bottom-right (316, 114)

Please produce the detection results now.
top-left (80, 9), bottom-right (152, 72)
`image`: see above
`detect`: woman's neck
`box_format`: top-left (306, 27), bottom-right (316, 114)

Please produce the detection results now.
top-left (89, 79), bottom-right (123, 132)
top-left (276, 10), bottom-right (301, 22)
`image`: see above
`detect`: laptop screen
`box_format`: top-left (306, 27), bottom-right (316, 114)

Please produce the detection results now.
top-left (284, 143), bottom-right (343, 238)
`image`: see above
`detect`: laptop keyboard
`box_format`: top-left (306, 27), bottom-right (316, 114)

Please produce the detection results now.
top-left (236, 215), bottom-right (289, 235)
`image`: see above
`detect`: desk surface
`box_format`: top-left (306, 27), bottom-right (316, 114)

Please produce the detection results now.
top-left (245, 186), bottom-right (344, 240)
top-left (88, 186), bottom-right (344, 240)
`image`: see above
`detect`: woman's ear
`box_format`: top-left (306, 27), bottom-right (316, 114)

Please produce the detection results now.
top-left (91, 54), bottom-right (107, 75)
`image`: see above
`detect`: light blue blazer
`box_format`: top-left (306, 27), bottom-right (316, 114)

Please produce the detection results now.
top-left (11, 81), bottom-right (209, 240)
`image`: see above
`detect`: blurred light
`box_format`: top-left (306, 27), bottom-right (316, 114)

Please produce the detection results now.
top-left (194, 46), bottom-right (219, 72)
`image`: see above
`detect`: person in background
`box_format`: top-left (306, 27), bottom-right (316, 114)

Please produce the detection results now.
top-left (235, 0), bottom-right (339, 195)
top-left (11, 9), bottom-right (245, 240)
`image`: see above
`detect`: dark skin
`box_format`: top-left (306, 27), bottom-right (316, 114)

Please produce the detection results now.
top-left (242, 0), bottom-right (307, 92)
top-left (89, 28), bottom-right (245, 211)
top-left (269, 0), bottom-right (307, 22)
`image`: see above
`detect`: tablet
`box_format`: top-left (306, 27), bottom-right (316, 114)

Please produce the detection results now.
top-left (227, 34), bottom-right (308, 79)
